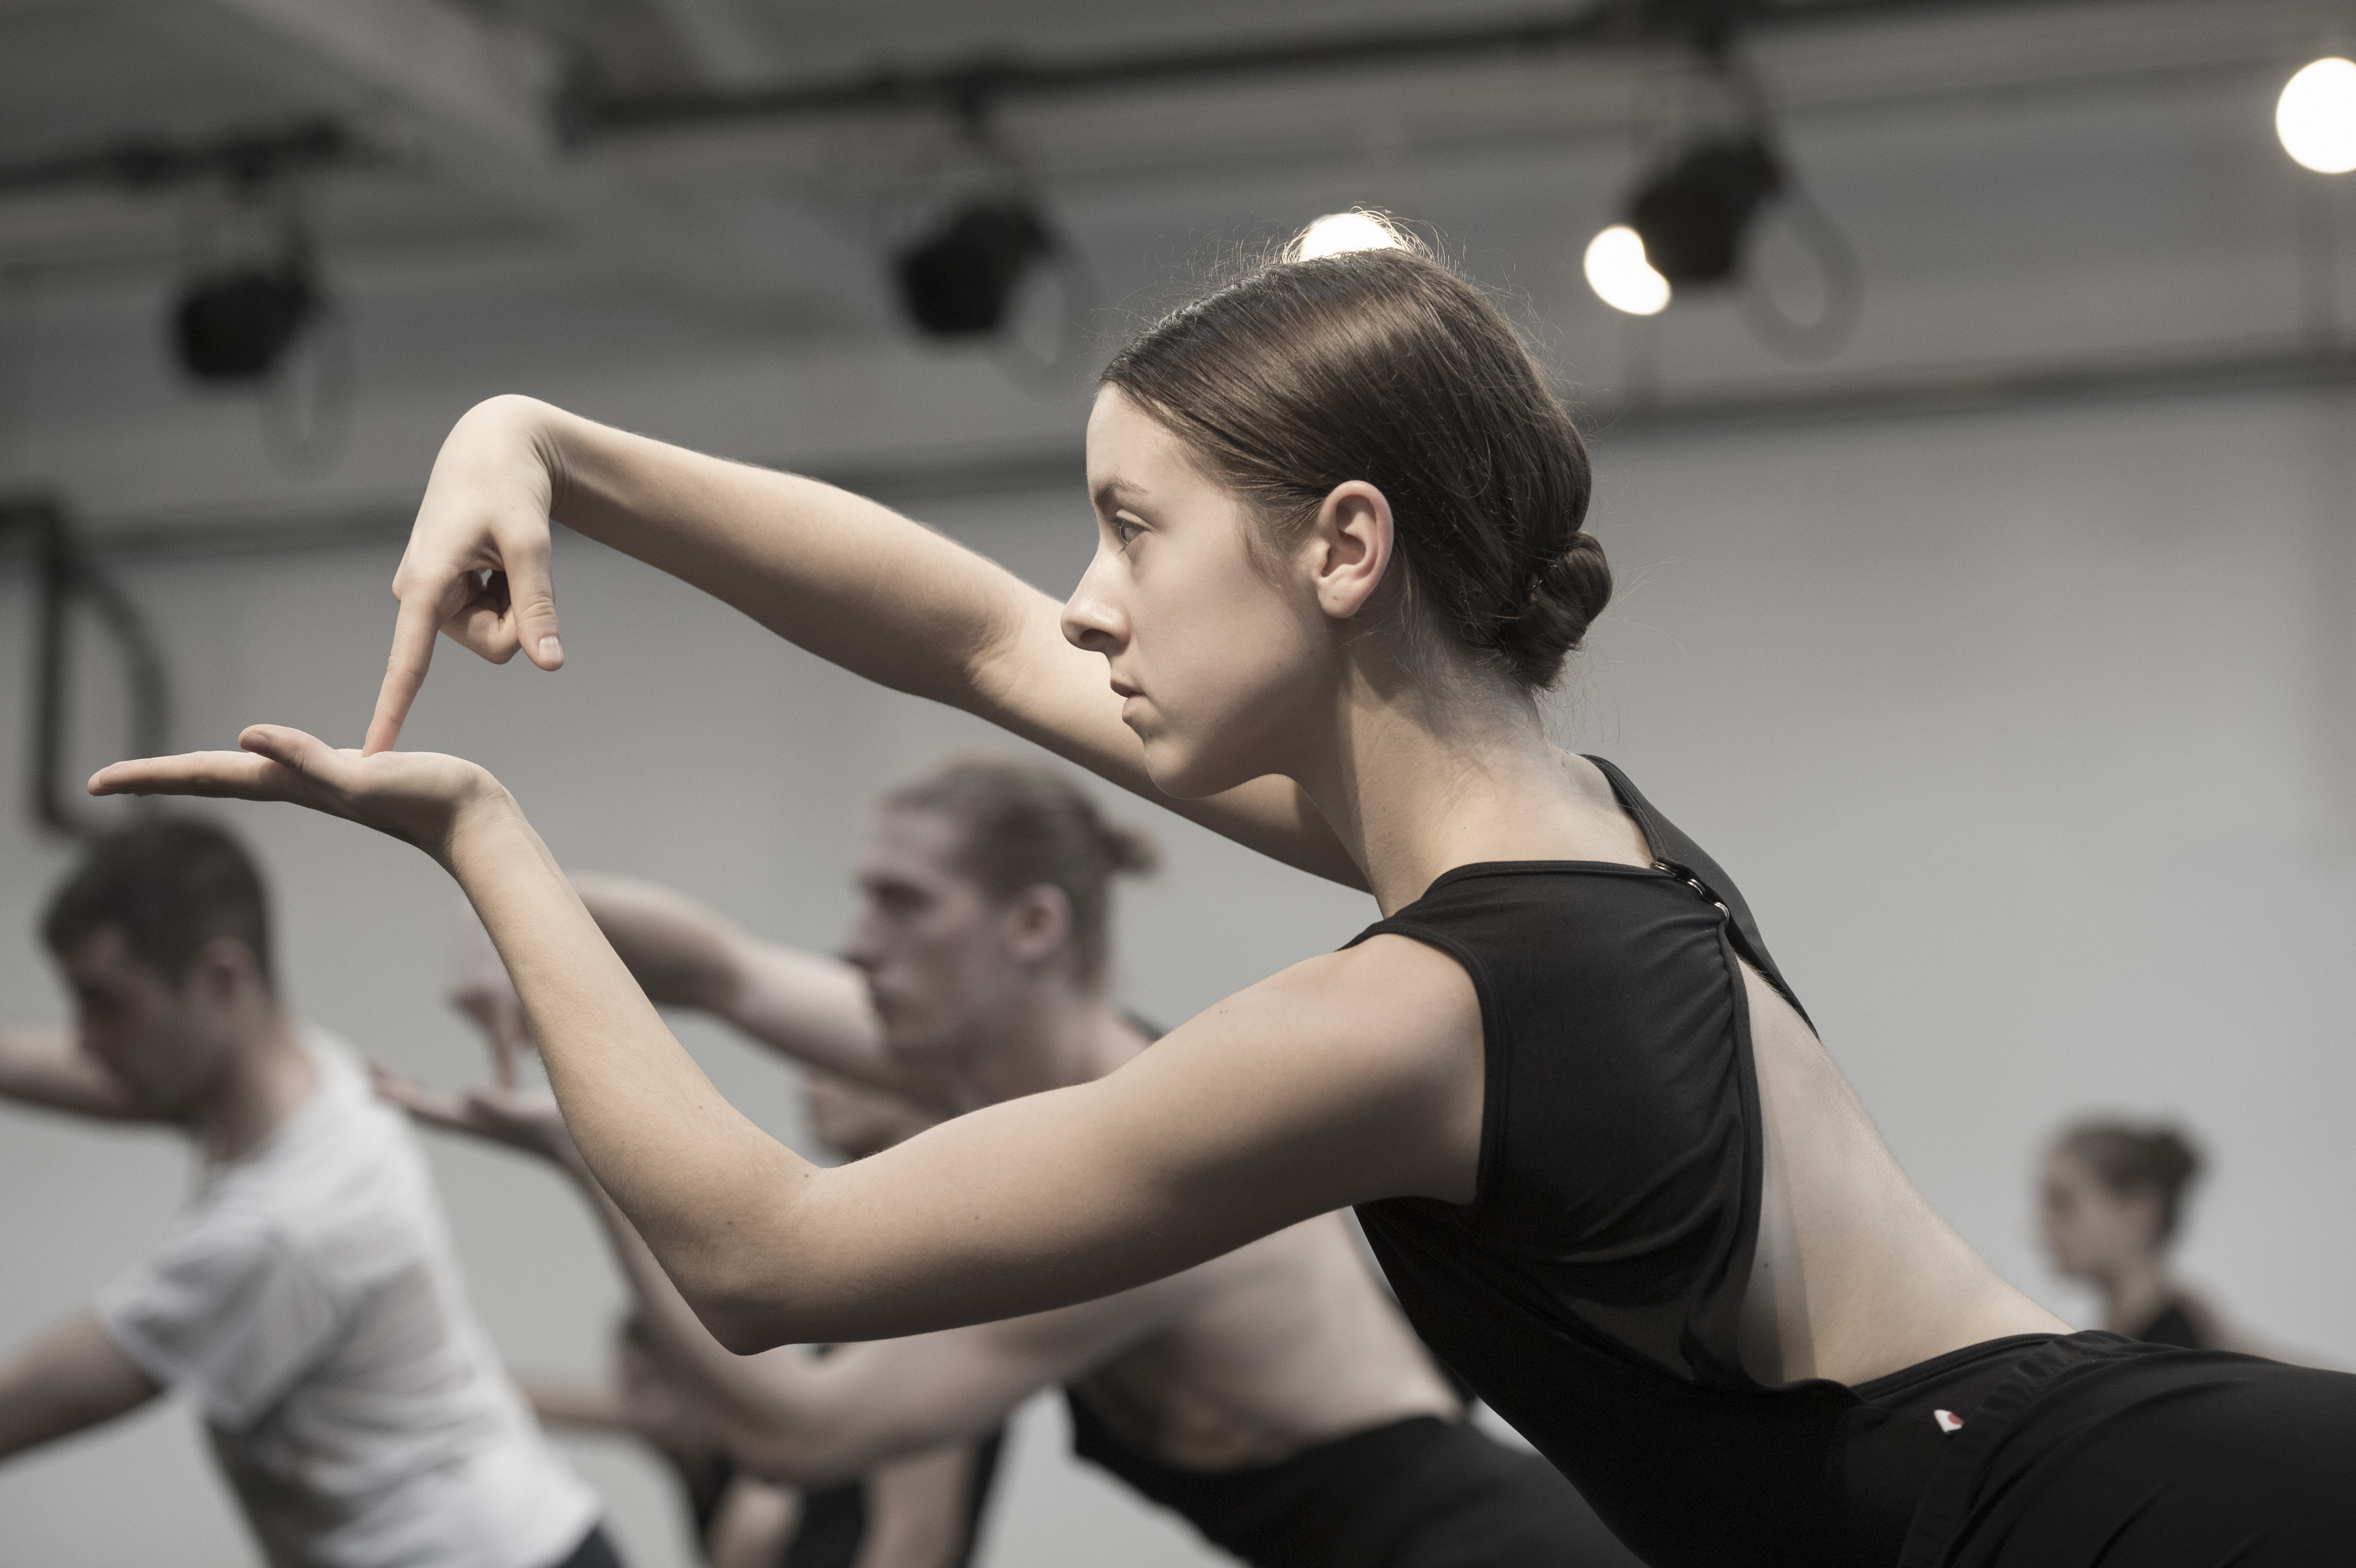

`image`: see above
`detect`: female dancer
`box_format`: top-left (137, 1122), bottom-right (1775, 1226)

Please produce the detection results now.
top-left (97, 231), bottom-right (2356, 1566)
top-left (2038, 1118), bottom-right (2301, 1358)
top-left (393, 754), bottom-right (1627, 1568)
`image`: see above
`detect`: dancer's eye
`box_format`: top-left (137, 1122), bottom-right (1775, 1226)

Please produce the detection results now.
top-left (1113, 517), bottom-right (1143, 549)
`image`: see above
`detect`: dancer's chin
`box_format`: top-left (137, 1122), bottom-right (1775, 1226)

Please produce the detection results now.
top-left (1138, 731), bottom-right (1261, 803)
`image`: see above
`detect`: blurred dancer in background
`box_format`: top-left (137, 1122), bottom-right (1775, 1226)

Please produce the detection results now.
top-left (387, 754), bottom-right (1635, 1568)
top-left (0, 819), bottom-right (615, 1568)
top-left (2041, 1118), bottom-right (2275, 1354)
top-left (499, 1067), bottom-right (1007, 1568)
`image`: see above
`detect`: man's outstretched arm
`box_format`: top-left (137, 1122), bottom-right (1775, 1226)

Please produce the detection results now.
top-left (0, 1310), bottom-right (161, 1462)
top-left (0, 1024), bottom-right (137, 1120)
top-left (449, 876), bottom-right (935, 1101)
top-left (566, 876), bottom-right (954, 1107)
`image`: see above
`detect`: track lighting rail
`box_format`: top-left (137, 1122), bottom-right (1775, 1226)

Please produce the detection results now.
top-left (566, 0), bottom-right (2083, 142)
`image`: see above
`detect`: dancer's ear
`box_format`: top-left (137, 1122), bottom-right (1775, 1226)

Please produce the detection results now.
top-left (1000, 883), bottom-right (1074, 970)
top-left (1302, 481), bottom-right (1396, 622)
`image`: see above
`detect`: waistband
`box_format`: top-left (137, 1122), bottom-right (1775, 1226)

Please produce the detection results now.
top-left (1894, 1330), bottom-right (2162, 1568)
top-left (1068, 1395), bottom-right (1554, 1567)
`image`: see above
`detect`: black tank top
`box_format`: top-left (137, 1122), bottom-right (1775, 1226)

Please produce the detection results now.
top-left (1349, 758), bottom-right (2014, 1568)
top-left (2132, 1296), bottom-right (2208, 1350)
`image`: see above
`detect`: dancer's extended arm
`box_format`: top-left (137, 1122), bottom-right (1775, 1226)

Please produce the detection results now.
top-left (0, 1024), bottom-right (138, 1119)
top-left (92, 733), bottom-right (1479, 1353)
top-left (0, 1312), bottom-right (161, 1462)
top-left (367, 395), bottom-right (1360, 888)
top-left (386, 1072), bottom-right (1193, 1483)
top-left (567, 875), bottom-right (948, 1105)
top-left (448, 875), bottom-right (943, 1104)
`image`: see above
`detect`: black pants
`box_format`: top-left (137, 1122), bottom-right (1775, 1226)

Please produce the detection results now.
top-left (548, 1524), bottom-right (627, 1568)
top-left (1071, 1389), bottom-right (1643, 1568)
top-left (1899, 1334), bottom-right (2356, 1567)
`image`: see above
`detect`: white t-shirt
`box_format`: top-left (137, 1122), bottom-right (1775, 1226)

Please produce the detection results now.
top-left (95, 1029), bottom-right (600, 1568)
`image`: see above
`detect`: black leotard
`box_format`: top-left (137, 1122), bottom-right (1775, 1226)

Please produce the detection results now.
top-left (1066, 1393), bottom-right (1639, 1566)
top-left (1349, 757), bottom-right (2356, 1567)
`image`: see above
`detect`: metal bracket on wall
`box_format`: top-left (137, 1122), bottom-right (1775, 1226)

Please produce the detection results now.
top-left (0, 497), bottom-right (171, 838)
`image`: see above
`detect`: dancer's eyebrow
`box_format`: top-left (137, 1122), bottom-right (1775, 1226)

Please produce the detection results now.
top-left (1091, 478), bottom-right (1146, 514)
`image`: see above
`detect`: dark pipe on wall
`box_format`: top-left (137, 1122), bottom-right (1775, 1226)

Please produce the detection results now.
top-left (1, 497), bottom-right (171, 838)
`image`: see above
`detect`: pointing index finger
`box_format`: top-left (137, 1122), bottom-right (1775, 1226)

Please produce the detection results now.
top-left (365, 595), bottom-right (442, 755)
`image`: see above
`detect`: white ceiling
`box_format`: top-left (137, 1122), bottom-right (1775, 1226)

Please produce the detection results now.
top-left (1, 0), bottom-right (2352, 519)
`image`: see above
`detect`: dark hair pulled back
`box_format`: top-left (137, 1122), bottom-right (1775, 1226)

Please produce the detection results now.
top-left (2057, 1119), bottom-right (2204, 1241)
top-left (1102, 229), bottom-right (1607, 690)
top-left (883, 754), bottom-right (1158, 992)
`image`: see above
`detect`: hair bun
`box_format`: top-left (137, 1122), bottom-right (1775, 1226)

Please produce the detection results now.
top-left (1494, 529), bottom-right (1611, 686)
top-left (1103, 821), bottom-right (1161, 876)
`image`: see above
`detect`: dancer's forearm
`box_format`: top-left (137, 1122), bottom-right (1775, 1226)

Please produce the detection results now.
top-left (537, 403), bottom-right (1037, 715)
top-left (569, 875), bottom-right (744, 1013)
top-left (446, 793), bottom-right (818, 1336)
top-left (570, 1173), bottom-right (909, 1483)
top-left (565, 1146), bottom-right (1125, 1484)
top-left (518, 401), bottom-right (1363, 888)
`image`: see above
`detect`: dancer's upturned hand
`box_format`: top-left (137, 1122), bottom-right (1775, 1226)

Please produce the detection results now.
top-left (87, 724), bottom-right (511, 867)
top-left (367, 394), bottom-right (567, 755)
top-left (371, 1062), bottom-right (578, 1169)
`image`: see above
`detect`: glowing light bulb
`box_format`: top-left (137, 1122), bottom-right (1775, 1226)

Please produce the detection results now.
top-left (2278, 57), bottom-right (2356, 174)
top-left (1297, 211), bottom-right (1400, 259)
top-left (1583, 225), bottom-right (1670, 316)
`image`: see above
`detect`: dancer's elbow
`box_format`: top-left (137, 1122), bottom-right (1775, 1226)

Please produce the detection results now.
top-left (670, 1253), bottom-right (806, 1355)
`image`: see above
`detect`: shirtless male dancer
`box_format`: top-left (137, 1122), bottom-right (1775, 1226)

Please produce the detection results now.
top-left (0, 819), bottom-right (615, 1568)
top-left (388, 755), bottom-right (1635, 1568)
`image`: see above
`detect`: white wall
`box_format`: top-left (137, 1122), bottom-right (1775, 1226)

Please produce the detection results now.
top-left (5, 378), bottom-right (2353, 1564)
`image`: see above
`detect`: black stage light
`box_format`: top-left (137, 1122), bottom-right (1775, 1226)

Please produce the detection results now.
top-left (1624, 135), bottom-right (1781, 286)
top-left (895, 199), bottom-right (1052, 337)
top-left (172, 263), bottom-right (317, 382)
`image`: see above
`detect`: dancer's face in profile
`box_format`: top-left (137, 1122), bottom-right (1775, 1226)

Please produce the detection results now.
top-left (842, 806), bottom-right (1066, 1060)
top-left (1064, 385), bottom-right (1341, 799)
top-left (53, 925), bottom-right (239, 1119)
top-left (2040, 1151), bottom-right (2165, 1281)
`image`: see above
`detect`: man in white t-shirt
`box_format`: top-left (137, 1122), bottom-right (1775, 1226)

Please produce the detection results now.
top-left (0, 818), bottom-right (614, 1568)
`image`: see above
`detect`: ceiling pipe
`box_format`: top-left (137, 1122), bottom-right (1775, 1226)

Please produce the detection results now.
top-left (562, 0), bottom-right (2097, 143)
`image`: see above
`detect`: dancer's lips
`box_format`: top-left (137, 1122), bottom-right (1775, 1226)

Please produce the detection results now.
top-left (1109, 676), bottom-right (1143, 718)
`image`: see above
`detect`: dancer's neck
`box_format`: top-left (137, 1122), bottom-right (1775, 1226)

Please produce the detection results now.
top-left (192, 1010), bottom-right (316, 1165)
top-left (2098, 1253), bottom-right (2175, 1338)
top-left (1292, 664), bottom-right (1643, 916)
top-left (959, 979), bottom-right (1142, 1108)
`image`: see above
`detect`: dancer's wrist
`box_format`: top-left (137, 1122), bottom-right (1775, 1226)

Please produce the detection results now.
top-left (438, 775), bottom-right (530, 878)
